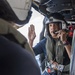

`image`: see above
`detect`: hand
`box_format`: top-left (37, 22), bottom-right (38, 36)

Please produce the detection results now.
top-left (28, 24), bottom-right (36, 42)
top-left (50, 60), bottom-right (58, 70)
top-left (57, 30), bottom-right (68, 43)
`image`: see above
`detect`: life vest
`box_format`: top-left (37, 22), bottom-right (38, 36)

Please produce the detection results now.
top-left (46, 35), bottom-right (70, 75)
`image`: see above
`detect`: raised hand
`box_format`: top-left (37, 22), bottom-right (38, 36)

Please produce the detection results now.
top-left (28, 24), bottom-right (36, 47)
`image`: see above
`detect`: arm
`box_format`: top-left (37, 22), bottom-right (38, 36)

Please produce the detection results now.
top-left (33, 39), bottom-right (46, 55)
top-left (28, 24), bottom-right (45, 55)
top-left (63, 41), bottom-right (71, 59)
top-left (57, 30), bottom-right (71, 59)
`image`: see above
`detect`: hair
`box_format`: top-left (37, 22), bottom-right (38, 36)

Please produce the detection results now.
top-left (46, 22), bottom-right (62, 37)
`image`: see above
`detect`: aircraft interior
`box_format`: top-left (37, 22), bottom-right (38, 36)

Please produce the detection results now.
top-left (0, 0), bottom-right (75, 75)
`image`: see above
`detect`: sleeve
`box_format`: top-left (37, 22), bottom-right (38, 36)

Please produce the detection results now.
top-left (33, 38), bottom-right (46, 55)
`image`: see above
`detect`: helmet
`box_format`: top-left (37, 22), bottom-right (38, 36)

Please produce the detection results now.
top-left (45, 13), bottom-right (67, 29)
top-left (0, 0), bottom-right (32, 25)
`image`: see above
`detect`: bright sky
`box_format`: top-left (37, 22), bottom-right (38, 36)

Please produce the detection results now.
top-left (18, 8), bottom-right (44, 46)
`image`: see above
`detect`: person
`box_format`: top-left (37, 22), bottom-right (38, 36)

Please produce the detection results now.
top-left (28, 13), bottom-right (72, 75)
top-left (45, 13), bottom-right (72, 75)
top-left (0, 0), bottom-right (41, 75)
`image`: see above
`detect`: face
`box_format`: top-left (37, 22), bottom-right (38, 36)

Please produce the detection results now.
top-left (49, 22), bottom-right (59, 38)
